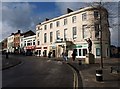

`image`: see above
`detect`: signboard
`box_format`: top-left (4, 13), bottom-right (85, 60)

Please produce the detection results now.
top-left (72, 44), bottom-right (87, 48)
top-left (26, 46), bottom-right (35, 49)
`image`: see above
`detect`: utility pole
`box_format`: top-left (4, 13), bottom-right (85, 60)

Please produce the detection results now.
top-left (99, 2), bottom-right (103, 69)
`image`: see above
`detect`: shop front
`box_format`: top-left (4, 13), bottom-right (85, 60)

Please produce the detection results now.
top-left (25, 46), bottom-right (36, 56)
top-left (72, 44), bottom-right (88, 58)
top-left (49, 45), bottom-right (56, 57)
top-left (36, 47), bottom-right (42, 56)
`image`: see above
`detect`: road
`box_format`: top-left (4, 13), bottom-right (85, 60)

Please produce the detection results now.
top-left (2, 55), bottom-right (77, 88)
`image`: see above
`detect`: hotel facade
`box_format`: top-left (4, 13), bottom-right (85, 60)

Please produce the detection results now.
top-left (36, 6), bottom-right (110, 58)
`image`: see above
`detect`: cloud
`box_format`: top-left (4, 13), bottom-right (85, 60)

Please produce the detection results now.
top-left (55, 2), bottom-right (119, 46)
top-left (1, 2), bottom-right (37, 41)
top-left (55, 2), bottom-right (86, 14)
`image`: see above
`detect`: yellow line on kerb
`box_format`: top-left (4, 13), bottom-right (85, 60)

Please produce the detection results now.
top-left (67, 64), bottom-right (78, 89)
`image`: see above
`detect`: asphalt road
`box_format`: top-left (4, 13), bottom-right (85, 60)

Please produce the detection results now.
top-left (2, 55), bottom-right (75, 88)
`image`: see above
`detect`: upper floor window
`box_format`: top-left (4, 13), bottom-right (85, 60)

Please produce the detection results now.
top-left (94, 11), bottom-right (99, 18)
top-left (38, 26), bottom-right (41, 30)
top-left (72, 16), bottom-right (76, 23)
top-left (56, 30), bottom-right (60, 40)
top-left (64, 28), bottom-right (67, 41)
top-left (56, 21), bottom-right (60, 27)
top-left (72, 27), bottom-right (77, 39)
top-left (64, 19), bottom-right (67, 25)
top-left (82, 25), bottom-right (88, 39)
top-left (27, 40), bottom-right (32, 46)
top-left (82, 13), bottom-right (87, 21)
top-left (37, 40), bottom-right (40, 45)
top-left (33, 40), bottom-right (35, 45)
top-left (44, 33), bottom-right (47, 43)
top-left (44, 25), bottom-right (47, 30)
top-left (50, 23), bottom-right (53, 29)
top-left (37, 32), bottom-right (39, 37)
top-left (50, 32), bottom-right (53, 42)
top-left (95, 24), bottom-right (100, 38)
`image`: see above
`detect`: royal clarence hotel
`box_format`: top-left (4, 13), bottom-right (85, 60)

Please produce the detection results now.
top-left (35, 6), bottom-right (110, 58)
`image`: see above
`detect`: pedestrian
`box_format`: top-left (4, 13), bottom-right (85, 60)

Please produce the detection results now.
top-left (48, 51), bottom-right (52, 58)
top-left (62, 52), bottom-right (65, 61)
top-left (62, 51), bottom-right (68, 61)
top-left (6, 52), bottom-right (9, 59)
top-left (72, 50), bottom-right (76, 61)
top-left (64, 51), bottom-right (68, 61)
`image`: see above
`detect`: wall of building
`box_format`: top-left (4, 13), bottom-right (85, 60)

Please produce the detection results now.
top-left (7, 35), bottom-right (14, 53)
top-left (35, 6), bottom-right (110, 58)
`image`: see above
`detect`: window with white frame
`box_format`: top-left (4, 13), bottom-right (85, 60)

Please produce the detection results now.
top-left (95, 24), bottom-right (100, 38)
top-left (33, 40), bottom-right (35, 45)
top-left (44, 33), bottom-right (47, 43)
top-left (72, 27), bottom-right (77, 39)
top-left (82, 25), bottom-right (88, 39)
top-left (37, 40), bottom-right (40, 45)
top-left (78, 49), bottom-right (81, 56)
top-left (83, 49), bottom-right (87, 56)
top-left (50, 32), bottom-right (53, 42)
top-left (72, 16), bottom-right (76, 23)
top-left (56, 30), bottom-right (60, 40)
top-left (27, 40), bottom-right (32, 46)
top-left (94, 11), bottom-right (99, 18)
top-left (64, 18), bottom-right (67, 25)
top-left (44, 25), bottom-right (47, 30)
top-left (64, 28), bottom-right (67, 41)
top-left (82, 13), bottom-right (87, 21)
top-left (50, 23), bottom-right (53, 29)
top-left (56, 21), bottom-right (60, 27)
top-left (37, 32), bottom-right (39, 37)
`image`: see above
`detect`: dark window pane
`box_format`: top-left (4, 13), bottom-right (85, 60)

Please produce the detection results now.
top-left (83, 49), bottom-right (87, 56)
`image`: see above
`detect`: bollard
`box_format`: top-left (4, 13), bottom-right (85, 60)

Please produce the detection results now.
top-left (96, 69), bottom-right (103, 81)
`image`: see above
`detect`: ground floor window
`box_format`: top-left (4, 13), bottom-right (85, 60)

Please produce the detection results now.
top-left (39, 50), bottom-right (41, 55)
top-left (96, 48), bottom-right (100, 56)
top-left (76, 48), bottom-right (87, 57)
top-left (78, 49), bottom-right (81, 56)
top-left (83, 49), bottom-right (87, 56)
top-left (43, 50), bottom-right (47, 57)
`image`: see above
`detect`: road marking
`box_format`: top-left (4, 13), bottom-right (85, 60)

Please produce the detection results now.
top-left (67, 64), bottom-right (78, 89)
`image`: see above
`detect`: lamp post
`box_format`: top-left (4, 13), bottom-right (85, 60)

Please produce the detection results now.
top-left (99, 5), bottom-right (103, 69)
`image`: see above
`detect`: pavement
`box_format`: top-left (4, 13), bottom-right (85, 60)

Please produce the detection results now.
top-left (67, 58), bottom-right (120, 88)
top-left (2, 55), bottom-right (120, 88)
top-left (2, 54), bottom-right (21, 70)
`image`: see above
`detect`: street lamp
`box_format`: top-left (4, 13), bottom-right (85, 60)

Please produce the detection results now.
top-left (99, 5), bottom-right (103, 69)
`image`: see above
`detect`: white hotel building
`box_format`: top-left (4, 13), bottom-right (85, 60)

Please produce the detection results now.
top-left (36, 6), bottom-right (110, 58)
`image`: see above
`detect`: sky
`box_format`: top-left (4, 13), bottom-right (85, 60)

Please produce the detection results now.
top-left (0, 1), bottom-right (119, 46)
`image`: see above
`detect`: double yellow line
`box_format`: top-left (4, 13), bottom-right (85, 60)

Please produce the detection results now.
top-left (67, 63), bottom-right (78, 89)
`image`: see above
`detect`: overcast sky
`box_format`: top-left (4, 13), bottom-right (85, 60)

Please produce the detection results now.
top-left (1, 1), bottom-right (119, 46)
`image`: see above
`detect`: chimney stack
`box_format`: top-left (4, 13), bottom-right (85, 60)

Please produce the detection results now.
top-left (67, 8), bottom-right (73, 13)
top-left (45, 18), bottom-right (49, 21)
top-left (11, 33), bottom-right (14, 35)
top-left (18, 30), bottom-right (20, 33)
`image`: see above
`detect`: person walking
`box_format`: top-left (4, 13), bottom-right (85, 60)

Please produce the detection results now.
top-left (48, 51), bottom-right (52, 58)
top-left (62, 51), bottom-right (68, 61)
top-left (64, 51), bottom-right (68, 61)
top-left (72, 50), bottom-right (76, 61)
